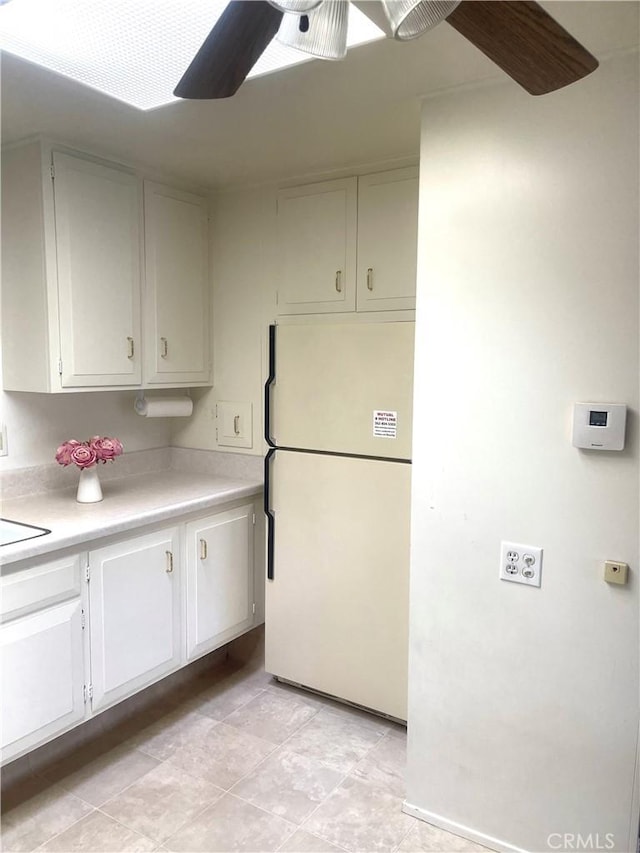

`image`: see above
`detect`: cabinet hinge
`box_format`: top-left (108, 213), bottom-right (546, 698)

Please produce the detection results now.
top-left (83, 683), bottom-right (93, 702)
top-left (57, 358), bottom-right (63, 375)
top-left (85, 565), bottom-right (90, 582)
top-left (50, 163), bottom-right (55, 180)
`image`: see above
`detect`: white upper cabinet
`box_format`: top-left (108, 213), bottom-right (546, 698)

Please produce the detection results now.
top-left (54, 152), bottom-right (142, 387)
top-left (276, 168), bottom-right (418, 316)
top-left (0, 139), bottom-right (212, 392)
top-left (356, 168), bottom-right (418, 312)
top-left (144, 182), bottom-right (211, 385)
top-left (276, 177), bottom-right (357, 315)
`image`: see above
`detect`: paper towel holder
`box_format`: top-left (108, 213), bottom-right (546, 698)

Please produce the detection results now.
top-left (134, 390), bottom-right (146, 416)
top-left (134, 390), bottom-right (193, 417)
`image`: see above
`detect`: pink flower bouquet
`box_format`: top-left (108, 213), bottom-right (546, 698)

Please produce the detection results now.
top-left (56, 436), bottom-right (123, 469)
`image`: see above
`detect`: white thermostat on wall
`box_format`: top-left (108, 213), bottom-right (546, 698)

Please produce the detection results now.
top-left (572, 402), bottom-right (627, 451)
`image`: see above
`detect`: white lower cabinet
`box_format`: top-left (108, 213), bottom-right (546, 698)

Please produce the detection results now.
top-left (1, 498), bottom-right (262, 765)
top-left (88, 526), bottom-right (181, 713)
top-left (186, 504), bottom-right (255, 661)
top-left (0, 555), bottom-right (85, 763)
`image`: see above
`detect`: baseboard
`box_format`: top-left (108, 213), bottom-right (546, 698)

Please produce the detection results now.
top-left (401, 800), bottom-right (529, 853)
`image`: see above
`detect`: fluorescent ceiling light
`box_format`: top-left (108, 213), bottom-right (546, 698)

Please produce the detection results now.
top-left (0, 0), bottom-right (384, 111)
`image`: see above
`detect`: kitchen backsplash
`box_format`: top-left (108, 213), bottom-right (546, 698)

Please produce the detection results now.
top-left (0, 447), bottom-right (263, 500)
top-left (170, 447), bottom-right (263, 481)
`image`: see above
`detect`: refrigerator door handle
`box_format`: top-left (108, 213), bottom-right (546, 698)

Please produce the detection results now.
top-left (264, 448), bottom-right (276, 580)
top-left (264, 324), bottom-right (276, 448)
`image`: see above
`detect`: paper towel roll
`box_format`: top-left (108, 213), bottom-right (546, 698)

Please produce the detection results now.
top-left (134, 396), bottom-right (193, 418)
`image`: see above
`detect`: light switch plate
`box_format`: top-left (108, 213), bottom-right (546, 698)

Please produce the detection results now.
top-left (216, 401), bottom-right (253, 449)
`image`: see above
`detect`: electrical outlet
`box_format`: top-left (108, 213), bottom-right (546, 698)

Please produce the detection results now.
top-left (0, 423), bottom-right (7, 457)
top-left (500, 541), bottom-right (543, 588)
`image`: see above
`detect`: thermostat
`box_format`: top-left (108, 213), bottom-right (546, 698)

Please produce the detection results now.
top-left (572, 403), bottom-right (627, 451)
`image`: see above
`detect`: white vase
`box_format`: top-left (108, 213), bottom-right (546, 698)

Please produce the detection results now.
top-left (76, 465), bottom-right (103, 503)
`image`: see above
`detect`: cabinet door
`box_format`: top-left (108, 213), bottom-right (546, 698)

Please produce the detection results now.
top-left (277, 178), bottom-right (357, 315)
top-left (88, 527), bottom-right (180, 712)
top-left (356, 168), bottom-right (418, 312)
top-left (186, 505), bottom-right (254, 661)
top-left (53, 152), bottom-right (142, 387)
top-left (144, 182), bottom-right (211, 385)
top-left (1, 599), bottom-right (85, 763)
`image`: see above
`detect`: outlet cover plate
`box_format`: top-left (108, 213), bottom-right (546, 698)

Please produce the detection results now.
top-left (604, 560), bottom-right (628, 585)
top-left (500, 541), bottom-right (543, 588)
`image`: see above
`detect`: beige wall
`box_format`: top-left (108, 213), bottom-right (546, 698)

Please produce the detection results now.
top-left (0, 388), bottom-right (171, 471)
top-left (170, 157), bottom-right (417, 456)
top-left (405, 51), bottom-right (639, 852)
top-left (0, 183), bottom-right (275, 472)
top-left (172, 185), bottom-right (278, 456)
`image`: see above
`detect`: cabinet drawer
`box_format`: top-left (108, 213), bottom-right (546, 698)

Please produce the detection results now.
top-left (1, 555), bottom-right (82, 622)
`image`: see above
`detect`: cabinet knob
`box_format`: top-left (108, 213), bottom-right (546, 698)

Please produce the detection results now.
top-left (165, 550), bottom-right (174, 573)
top-left (367, 268), bottom-right (374, 291)
top-left (127, 337), bottom-right (135, 359)
top-left (160, 337), bottom-right (168, 358)
top-left (199, 538), bottom-right (208, 561)
top-left (335, 271), bottom-right (342, 293)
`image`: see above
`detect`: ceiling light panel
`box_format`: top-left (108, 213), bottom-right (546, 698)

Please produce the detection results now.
top-left (0, 0), bottom-right (385, 111)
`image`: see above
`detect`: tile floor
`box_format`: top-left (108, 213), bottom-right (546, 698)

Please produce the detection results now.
top-left (1, 650), bottom-right (491, 853)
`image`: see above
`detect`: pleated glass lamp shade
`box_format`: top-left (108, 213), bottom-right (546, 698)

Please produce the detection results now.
top-left (381, 0), bottom-right (460, 40)
top-left (268, 0), bottom-right (324, 12)
top-left (277, 0), bottom-right (349, 60)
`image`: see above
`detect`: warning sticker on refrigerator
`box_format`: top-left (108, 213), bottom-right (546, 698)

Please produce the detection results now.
top-left (373, 410), bottom-right (397, 438)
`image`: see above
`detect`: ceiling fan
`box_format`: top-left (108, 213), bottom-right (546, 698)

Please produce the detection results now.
top-left (174, 0), bottom-right (599, 101)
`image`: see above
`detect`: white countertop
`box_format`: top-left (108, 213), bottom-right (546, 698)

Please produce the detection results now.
top-left (1, 470), bottom-right (262, 567)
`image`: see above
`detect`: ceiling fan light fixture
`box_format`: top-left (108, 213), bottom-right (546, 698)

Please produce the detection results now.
top-left (267, 0), bottom-right (324, 13)
top-left (277, 0), bottom-right (349, 60)
top-left (382, 0), bottom-right (461, 40)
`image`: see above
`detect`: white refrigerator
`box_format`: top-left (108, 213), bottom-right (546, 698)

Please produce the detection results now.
top-left (264, 321), bottom-right (414, 720)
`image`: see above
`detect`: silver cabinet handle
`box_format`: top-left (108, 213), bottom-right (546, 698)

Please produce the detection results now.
top-left (165, 550), bottom-right (173, 573)
top-left (367, 268), bottom-right (373, 291)
top-left (335, 270), bottom-right (342, 293)
top-left (199, 538), bottom-right (208, 561)
top-left (160, 337), bottom-right (168, 358)
top-left (127, 337), bottom-right (135, 359)
top-left (234, 415), bottom-right (240, 435)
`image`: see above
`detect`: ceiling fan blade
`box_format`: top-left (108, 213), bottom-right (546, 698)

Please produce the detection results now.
top-left (445, 1), bottom-right (599, 96)
top-left (174, 1), bottom-right (284, 100)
